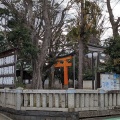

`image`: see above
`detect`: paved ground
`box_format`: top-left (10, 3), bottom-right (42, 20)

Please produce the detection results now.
top-left (81, 116), bottom-right (120, 120)
top-left (0, 113), bottom-right (12, 120)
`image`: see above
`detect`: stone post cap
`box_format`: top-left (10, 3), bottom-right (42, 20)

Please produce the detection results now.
top-left (67, 88), bottom-right (76, 93)
top-left (98, 88), bottom-right (107, 93)
top-left (16, 87), bottom-right (24, 90)
top-left (16, 87), bottom-right (23, 93)
top-left (68, 88), bottom-right (75, 90)
top-left (4, 87), bottom-right (10, 90)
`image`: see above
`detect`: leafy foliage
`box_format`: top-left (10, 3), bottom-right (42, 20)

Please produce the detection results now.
top-left (83, 69), bottom-right (93, 80)
top-left (0, 8), bottom-right (9, 15)
top-left (0, 6), bottom-right (38, 78)
top-left (105, 36), bottom-right (120, 73)
top-left (0, 7), bottom-right (38, 59)
top-left (0, 33), bottom-right (8, 52)
top-left (67, 0), bottom-right (102, 44)
top-left (85, 1), bottom-right (102, 35)
top-left (7, 25), bottom-right (37, 59)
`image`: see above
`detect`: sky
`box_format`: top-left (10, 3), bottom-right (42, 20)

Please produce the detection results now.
top-left (1, 0), bottom-right (120, 44)
top-left (101, 0), bottom-right (120, 41)
top-left (61, 0), bottom-right (120, 44)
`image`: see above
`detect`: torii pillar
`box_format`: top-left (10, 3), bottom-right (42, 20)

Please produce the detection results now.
top-left (54, 56), bottom-right (72, 88)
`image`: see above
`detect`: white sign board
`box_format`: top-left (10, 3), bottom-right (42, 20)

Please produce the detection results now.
top-left (100, 74), bottom-right (120, 90)
top-left (0, 49), bottom-right (17, 86)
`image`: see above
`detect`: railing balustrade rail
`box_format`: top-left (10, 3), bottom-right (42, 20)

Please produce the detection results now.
top-left (0, 88), bottom-right (120, 112)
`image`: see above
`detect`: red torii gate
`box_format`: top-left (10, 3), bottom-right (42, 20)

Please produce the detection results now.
top-left (54, 56), bottom-right (73, 87)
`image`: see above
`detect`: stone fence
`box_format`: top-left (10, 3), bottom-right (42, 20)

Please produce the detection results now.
top-left (0, 88), bottom-right (120, 112)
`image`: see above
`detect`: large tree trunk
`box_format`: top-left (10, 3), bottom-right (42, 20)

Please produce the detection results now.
top-left (32, 0), bottom-right (51, 89)
top-left (107, 0), bottom-right (120, 37)
top-left (32, 54), bottom-right (45, 89)
top-left (37, 60), bottom-right (43, 89)
top-left (49, 66), bottom-right (55, 89)
top-left (1, 0), bottom-right (72, 89)
top-left (78, 0), bottom-right (85, 89)
top-left (32, 60), bottom-right (37, 89)
top-left (78, 39), bottom-right (84, 89)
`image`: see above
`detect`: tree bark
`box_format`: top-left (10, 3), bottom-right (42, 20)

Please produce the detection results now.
top-left (1, 0), bottom-right (73, 89)
top-left (48, 66), bottom-right (55, 89)
top-left (107, 0), bottom-right (119, 37)
top-left (32, 0), bottom-right (52, 89)
top-left (32, 59), bottom-right (39, 89)
top-left (78, 0), bottom-right (85, 89)
top-left (78, 39), bottom-right (84, 89)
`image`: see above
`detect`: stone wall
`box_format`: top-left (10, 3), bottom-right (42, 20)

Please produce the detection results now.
top-left (1, 107), bottom-right (120, 120)
top-left (44, 79), bottom-right (94, 89)
top-left (0, 107), bottom-right (79, 120)
top-left (1, 88), bottom-right (120, 119)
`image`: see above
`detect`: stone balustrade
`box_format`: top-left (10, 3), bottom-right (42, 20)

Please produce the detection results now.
top-left (0, 88), bottom-right (120, 112)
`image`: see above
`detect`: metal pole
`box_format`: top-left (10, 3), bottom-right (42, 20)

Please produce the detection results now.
top-left (73, 55), bottom-right (75, 88)
top-left (95, 54), bottom-right (98, 89)
top-left (92, 52), bottom-right (94, 89)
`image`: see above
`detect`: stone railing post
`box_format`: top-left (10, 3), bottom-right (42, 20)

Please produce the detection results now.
top-left (3, 88), bottom-right (10, 107)
top-left (67, 88), bottom-right (75, 112)
top-left (98, 89), bottom-right (106, 110)
top-left (16, 87), bottom-right (23, 110)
